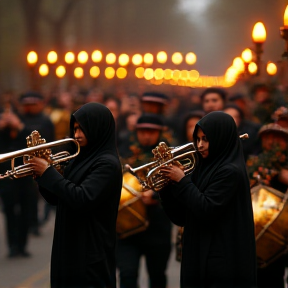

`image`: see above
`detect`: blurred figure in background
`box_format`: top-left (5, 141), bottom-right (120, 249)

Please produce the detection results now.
top-left (200, 87), bottom-right (227, 115)
top-left (224, 103), bottom-right (262, 161)
top-left (117, 114), bottom-right (172, 288)
top-left (249, 83), bottom-right (287, 125)
top-left (0, 103), bottom-right (37, 257)
top-left (140, 91), bottom-right (178, 146)
top-left (18, 91), bottom-right (55, 235)
top-left (178, 110), bottom-right (205, 145)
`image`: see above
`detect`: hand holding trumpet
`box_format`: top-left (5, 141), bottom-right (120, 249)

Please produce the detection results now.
top-left (160, 164), bottom-right (185, 183)
top-left (28, 157), bottom-right (51, 177)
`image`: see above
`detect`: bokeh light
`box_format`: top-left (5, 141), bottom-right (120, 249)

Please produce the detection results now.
top-left (55, 65), bottom-right (66, 78)
top-left (39, 64), bottom-right (49, 76)
top-left (47, 51), bottom-right (58, 64)
top-left (90, 66), bottom-right (100, 78)
top-left (27, 51), bottom-right (38, 65)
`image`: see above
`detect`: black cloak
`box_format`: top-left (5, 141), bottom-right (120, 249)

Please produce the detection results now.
top-left (159, 111), bottom-right (257, 288)
top-left (37, 103), bottom-right (123, 288)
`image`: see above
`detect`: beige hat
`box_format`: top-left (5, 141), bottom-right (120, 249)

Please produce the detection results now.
top-left (258, 123), bottom-right (288, 137)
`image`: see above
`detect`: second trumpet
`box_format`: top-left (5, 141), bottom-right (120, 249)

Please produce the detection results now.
top-left (125, 141), bottom-right (198, 192)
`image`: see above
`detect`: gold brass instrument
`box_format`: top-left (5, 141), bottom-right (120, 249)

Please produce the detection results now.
top-left (125, 141), bottom-right (198, 191)
top-left (125, 133), bottom-right (249, 192)
top-left (0, 130), bottom-right (80, 179)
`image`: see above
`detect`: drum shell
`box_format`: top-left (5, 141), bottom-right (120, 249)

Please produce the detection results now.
top-left (116, 172), bottom-right (149, 239)
top-left (251, 184), bottom-right (288, 268)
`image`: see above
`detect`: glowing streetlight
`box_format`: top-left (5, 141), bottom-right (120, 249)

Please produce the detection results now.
top-left (248, 62), bottom-right (258, 75)
top-left (118, 54), bottom-right (129, 66)
top-left (232, 57), bottom-right (245, 73)
top-left (91, 50), bottom-right (103, 62)
top-left (266, 62), bottom-right (277, 75)
top-left (132, 54), bottom-right (143, 65)
top-left (135, 67), bottom-right (145, 78)
top-left (78, 51), bottom-right (88, 64)
top-left (105, 67), bottom-right (115, 79)
top-left (47, 51), bottom-right (58, 64)
top-left (106, 53), bottom-right (116, 65)
top-left (171, 52), bottom-right (183, 65)
top-left (74, 67), bottom-right (84, 78)
top-left (252, 22), bottom-right (266, 75)
top-left (241, 48), bottom-right (253, 63)
top-left (56, 65), bottom-right (66, 78)
top-left (65, 52), bottom-right (75, 64)
top-left (144, 68), bottom-right (154, 80)
top-left (39, 64), bottom-right (49, 77)
top-left (185, 52), bottom-right (197, 65)
top-left (27, 51), bottom-right (38, 66)
top-left (280, 5), bottom-right (288, 58)
top-left (90, 66), bottom-right (100, 78)
top-left (116, 67), bottom-right (127, 79)
top-left (156, 51), bottom-right (167, 64)
top-left (143, 53), bottom-right (153, 65)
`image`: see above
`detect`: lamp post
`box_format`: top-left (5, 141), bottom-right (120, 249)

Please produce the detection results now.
top-left (252, 22), bottom-right (266, 75)
top-left (280, 5), bottom-right (288, 59)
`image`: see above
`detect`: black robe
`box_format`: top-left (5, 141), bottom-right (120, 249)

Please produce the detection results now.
top-left (159, 111), bottom-right (257, 288)
top-left (36, 103), bottom-right (123, 288)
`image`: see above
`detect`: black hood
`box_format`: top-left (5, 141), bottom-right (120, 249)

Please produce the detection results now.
top-left (192, 111), bottom-right (247, 190)
top-left (66, 102), bottom-right (118, 176)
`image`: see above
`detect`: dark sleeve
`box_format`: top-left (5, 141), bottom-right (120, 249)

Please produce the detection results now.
top-left (158, 179), bottom-right (187, 226)
top-left (36, 157), bottom-right (120, 211)
top-left (164, 165), bottom-right (240, 222)
top-left (38, 185), bottom-right (58, 206)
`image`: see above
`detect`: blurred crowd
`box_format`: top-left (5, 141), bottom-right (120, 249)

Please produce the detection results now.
top-left (0, 82), bottom-right (288, 287)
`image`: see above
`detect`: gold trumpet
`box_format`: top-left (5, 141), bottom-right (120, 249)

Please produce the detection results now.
top-left (125, 141), bottom-right (198, 192)
top-left (125, 133), bottom-right (249, 192)
top-left (0, 130), bottom-right (80, 179)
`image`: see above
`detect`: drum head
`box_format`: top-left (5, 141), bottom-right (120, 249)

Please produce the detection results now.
top-left (251, 184), bottom-right (288, 268)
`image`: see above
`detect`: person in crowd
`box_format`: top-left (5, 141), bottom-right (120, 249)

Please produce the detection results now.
top-left (246, 123), bottom-right (288, 288)
top-left (103, 95), bottom-right (123, 146)
top-left (200, 87), bottom-right (227, 115)
top-left (18, 91), bottom-right (55, 235)
top-left (0, 106), bottom-right (38, 257)
top-left (249, 83), bottom-right (287, 125)
top-left (117, 113), bottom-right (172, 288)
top-left (224, 103), bottom-right (262, 161)
top-left (28, 102), bottom-right (123, 288)
top-left (272, 106), bottom-right (288, 128)
top-left (228, 93), bottom-right (254, 121)
top-left (178, 110), bottom-right (205, 145)
top-left (47, 90), bottom-right (74, 141)
top-left (140, 91), bottom-right (178, 146)
top-left (158, 111), bottom-right (257, 288)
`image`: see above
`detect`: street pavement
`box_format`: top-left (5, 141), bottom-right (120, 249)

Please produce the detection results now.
top-left (0, 198), bottom-right (180, 288)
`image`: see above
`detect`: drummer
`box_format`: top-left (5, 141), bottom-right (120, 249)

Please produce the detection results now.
top-left (246, 122), bottom-right (288, 192)
top-left (117, 113), bottom-right (172, 288)
top-left (246, 122), bottom-right (288, 288)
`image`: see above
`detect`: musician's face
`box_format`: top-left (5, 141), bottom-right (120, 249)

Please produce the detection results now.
top-left (196, 127), bottom-right (209, 158)
top-left (137, 128), bottom-right (160, 147)
top-left (74, 122), bottom-right (88, 147)
top-left (202, 93), bottom-right (224, 114)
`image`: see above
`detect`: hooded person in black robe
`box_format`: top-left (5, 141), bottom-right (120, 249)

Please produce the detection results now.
top-left (159, 111), bottom-right (257, 288)
top-left (29, 102), bottom-right (123, 288)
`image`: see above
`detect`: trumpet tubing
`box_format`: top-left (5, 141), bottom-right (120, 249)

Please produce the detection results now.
top-left (0, 130), bottom-right (80, 179)
top-left (125, 141), bottom-right (198, 191)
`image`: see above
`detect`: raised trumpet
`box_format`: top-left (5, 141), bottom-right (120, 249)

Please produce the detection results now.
top-left (125, 141), bottom-right (198, 192)
top-left (0, 130), bottom-right (80, 179)
top-left (125, 133), bottom-right (249, 192)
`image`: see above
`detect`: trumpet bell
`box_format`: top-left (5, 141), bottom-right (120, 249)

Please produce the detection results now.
top-left (125, 141), bottom-right (198, 191)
